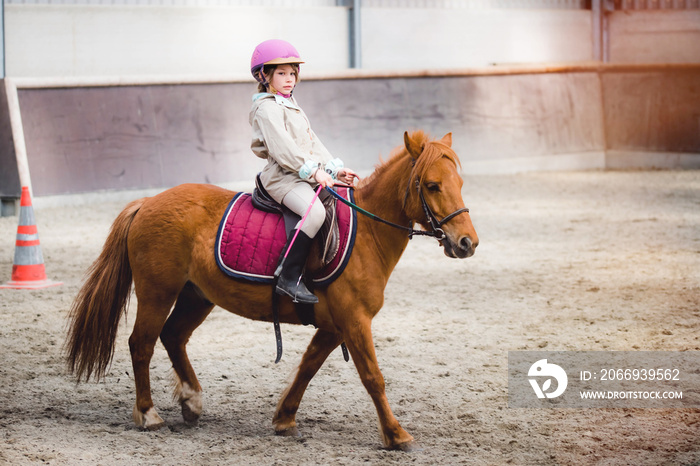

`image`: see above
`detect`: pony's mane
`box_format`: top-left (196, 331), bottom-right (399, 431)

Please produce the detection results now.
top-left (357, 130), bottom-right (461, 191)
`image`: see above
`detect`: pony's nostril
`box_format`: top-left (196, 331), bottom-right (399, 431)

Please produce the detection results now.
top-left (459, 237), bottom-right (473, 251)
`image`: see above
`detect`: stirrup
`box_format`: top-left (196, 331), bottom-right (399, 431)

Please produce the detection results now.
top-left (275, 277), bottom-right (318, 304)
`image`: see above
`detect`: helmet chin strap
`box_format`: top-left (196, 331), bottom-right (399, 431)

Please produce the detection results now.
top-left (252, 67), bottom-right (267, 86)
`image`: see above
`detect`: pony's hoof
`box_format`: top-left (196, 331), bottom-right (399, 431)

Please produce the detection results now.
top-left (275, 426), bottom-right (301, 437)
top-left (390, 440), bottom-right (422, 452)
top-left (133, 405), bottom-right (166, 431)
top-left (181, 405), bottom-right (200, 425)
top-left (176, 382), bottom-right (202, 424)
top-left (145, 420), bottom-right (167, 431)
top-left (181, 397), bottom-right (202, 424)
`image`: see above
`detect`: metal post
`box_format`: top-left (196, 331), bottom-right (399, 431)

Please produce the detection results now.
top-left (349, 0), bottom-right (361, 68)
top-left (602, 0), bottom-right (612, 63)
top-left (592, 0), bottom-right (603, 62)
top-left (592, 0), bottom-right (611, 63)
top-left (1, 1), bottom-right (5, 78)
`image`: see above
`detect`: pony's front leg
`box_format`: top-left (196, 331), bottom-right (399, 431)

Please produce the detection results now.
top-left (273, 329), bottom-right (342, 436)
top-left (344, 318), bottom-right (416, 451)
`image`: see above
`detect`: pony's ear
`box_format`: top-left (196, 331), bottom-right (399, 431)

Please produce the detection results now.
top-left (404, 131), bottom-right (423, 159)
top-left (441, 132), bottom-right (453, 147)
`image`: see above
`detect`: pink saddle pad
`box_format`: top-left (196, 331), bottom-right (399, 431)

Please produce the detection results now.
top-left (215, 187), bottom-right (357, 286)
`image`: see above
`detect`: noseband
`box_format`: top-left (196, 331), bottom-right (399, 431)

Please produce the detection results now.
top-left (414, 179), bottom-right (470, 242)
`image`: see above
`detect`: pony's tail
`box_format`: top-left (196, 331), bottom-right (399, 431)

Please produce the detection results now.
top-left (65, 198), bottom-right (146, 382)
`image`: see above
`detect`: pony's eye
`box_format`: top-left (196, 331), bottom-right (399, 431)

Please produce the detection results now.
top-left (425, 182), bottom-right (440, 193)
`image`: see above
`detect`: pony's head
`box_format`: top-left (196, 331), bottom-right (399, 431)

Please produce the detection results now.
top-left (403, 131), bottom-right (479, 258)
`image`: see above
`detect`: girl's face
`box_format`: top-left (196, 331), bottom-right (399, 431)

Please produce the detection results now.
top-left (269, 64), bottom-right (297, 95)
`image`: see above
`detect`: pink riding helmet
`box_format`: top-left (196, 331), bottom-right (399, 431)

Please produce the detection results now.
top-left (250, 39), bottom-right (304, 83)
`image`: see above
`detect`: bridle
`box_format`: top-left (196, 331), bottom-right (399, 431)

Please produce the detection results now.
top-left (412, 179), bottom-right (470, 242)
top-left (326, 176), bottom-right (469, 244)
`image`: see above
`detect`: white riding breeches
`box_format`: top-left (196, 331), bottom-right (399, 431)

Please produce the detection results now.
top-left (282, 184), bottom-right (326, 237)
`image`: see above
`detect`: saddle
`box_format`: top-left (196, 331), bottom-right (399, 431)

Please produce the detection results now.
top-left (215, 176), bottom-right (356, 362)
top-left (215, 175), bottom-right (357, 288)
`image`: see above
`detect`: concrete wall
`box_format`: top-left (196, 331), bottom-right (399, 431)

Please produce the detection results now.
top-left (307, 70), bottom-right (605, 175)
top-left (602, 66), bottom-right (700, 169)
top-left (2, 64), bottom-right (697, 199)
top-left (14, 83), bottom-right (262, 196)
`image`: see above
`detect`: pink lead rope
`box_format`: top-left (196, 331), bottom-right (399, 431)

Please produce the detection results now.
top-left (279, 178), bottom-right (358, 266)
top-left (272, 182), bottom-right (353, 364)
top-left (282, 184), bottom-right (324, 261)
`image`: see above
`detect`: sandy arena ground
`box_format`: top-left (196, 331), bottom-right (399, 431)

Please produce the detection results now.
top-left (0, 170), bottom-right (698, 465)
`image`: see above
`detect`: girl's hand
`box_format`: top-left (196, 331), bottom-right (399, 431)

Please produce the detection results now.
top-left (314, 169), bottom-right (334, 188)
top-left (337, 168), bottom-right (358, 185)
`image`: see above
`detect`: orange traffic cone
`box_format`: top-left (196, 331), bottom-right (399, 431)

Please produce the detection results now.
top-left (1, 187), bottom-right (62, 289)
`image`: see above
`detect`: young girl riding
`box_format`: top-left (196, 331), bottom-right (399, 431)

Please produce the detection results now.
top-left (249, 39), bottom-right (357, 305)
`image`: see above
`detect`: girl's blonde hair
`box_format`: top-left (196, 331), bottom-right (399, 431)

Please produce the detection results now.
top-left (257, 64), bottom-right (300, 93)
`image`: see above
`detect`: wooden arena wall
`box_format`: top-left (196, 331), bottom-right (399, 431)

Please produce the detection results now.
top-left (0, 63), bottom-right (699, 198)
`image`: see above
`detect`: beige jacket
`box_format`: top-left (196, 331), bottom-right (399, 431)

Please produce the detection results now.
top-left (250, 93), bottom-right (335, 203)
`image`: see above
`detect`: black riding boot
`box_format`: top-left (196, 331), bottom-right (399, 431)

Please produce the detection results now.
top-left (275, 230), bottom-right (318, 304)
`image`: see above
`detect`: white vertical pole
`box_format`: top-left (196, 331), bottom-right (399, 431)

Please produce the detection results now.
top-left (5, 79), bottom-right (33, 195)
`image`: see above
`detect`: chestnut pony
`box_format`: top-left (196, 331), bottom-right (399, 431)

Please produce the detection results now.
top-left (65, 130), bottom-right (478, 451)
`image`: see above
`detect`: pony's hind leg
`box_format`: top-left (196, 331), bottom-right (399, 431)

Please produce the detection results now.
top-left (273, 329), bottom-right (342, 436)
top-left (129, 289), bottom-right (181, 430)
top-left (160, 282), bottom-right (215, 425)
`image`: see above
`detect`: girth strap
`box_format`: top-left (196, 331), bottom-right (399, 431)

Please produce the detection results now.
top-left (271, 288), bottom-right (349, 364)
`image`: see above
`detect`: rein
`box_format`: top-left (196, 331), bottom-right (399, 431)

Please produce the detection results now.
top-left (325, 179), bottom-right (469, 242)
top-left (272, 152), bottom-right (469, 364)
